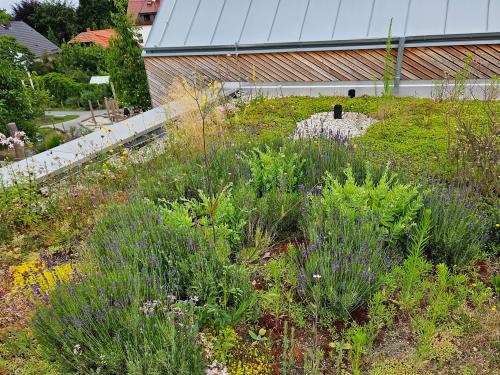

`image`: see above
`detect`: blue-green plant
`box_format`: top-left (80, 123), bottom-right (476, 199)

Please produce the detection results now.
top-left (32, 199), bottom-right (255, 372)
top-left (295, 209), bottom-right (394, 320)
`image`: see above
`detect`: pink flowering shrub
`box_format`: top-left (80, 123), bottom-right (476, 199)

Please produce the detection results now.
top-left (0, 131), bottom-right (26, 148)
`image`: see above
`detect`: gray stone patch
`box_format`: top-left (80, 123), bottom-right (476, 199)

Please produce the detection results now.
top-left (293, 112), bottom-right (377, 140)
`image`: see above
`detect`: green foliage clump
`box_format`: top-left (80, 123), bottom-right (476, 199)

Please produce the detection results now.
top-left (245, 145), bottom-right (304, 196)
top-left (0, 38), bottom-right (49, 136)
top-left (32, 199), bottom-right (256, 372)
top-left (315, 165), bottom-right (422, 251)
top-left (59, 43), bottom-right (108, 80)
top-left (40, 72), bottom-right (82, 103)
top-left (0, 36), bottom-right (35, 70)
top-left (29, 0), bottom-right (77, 45)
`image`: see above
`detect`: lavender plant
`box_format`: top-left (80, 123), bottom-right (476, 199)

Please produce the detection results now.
top-left (295, 210), bottom-right (394, 320)
top-left (423, 186), bottom-right (490, 265)
top-left (32, 199), bottom-right (255, 372)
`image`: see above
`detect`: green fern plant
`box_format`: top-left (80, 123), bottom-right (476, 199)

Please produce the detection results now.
top-left (316, 164), bottom-right (422, 251)
top-left (396, 209), bottom-right (433, 311)
top-left (244, 145), bottom-right (304, 196)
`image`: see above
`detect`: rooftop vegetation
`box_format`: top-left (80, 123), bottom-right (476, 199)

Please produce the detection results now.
top-left (0, 83), bottom-right (498, 374)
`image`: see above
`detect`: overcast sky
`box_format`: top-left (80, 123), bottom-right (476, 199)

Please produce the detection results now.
top-left (1, 0), bottom-right (79, 13)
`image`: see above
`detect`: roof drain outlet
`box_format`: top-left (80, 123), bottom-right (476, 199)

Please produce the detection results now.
top-left (333, 104), bottom-right (343, 120)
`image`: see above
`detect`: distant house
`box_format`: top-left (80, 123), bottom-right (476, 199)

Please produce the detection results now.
top-left (0, 21), bottom-right (60, 59)
top-left (142, 0), bottom-right (500, 107)
top-left (69, 28), bottom-right (117, 48)
top-left (127, 0), bottom-right (161, 45)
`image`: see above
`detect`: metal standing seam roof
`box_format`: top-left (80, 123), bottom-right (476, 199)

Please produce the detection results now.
top-left (143, 0), bottom-right (500, 56)
top-left (0, 21), bottom-right (61, 58)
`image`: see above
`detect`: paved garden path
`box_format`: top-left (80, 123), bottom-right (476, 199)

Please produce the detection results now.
top-left (41, 110), bottom-right (107, 133)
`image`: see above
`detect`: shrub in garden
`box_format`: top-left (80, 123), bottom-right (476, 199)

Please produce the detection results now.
top-left (33, 199), bottom-right (255, 372)
top-left (245, 145), bottom-right (304, 196)
top-left (295, 210), bottom-right (395, 320)
top-left (244, 145), bottom-right (305, 236)
top-left (40, 72), bottom-right (82, 104)
top-left (295, 165), bottom-right (423, 319)
top-left (423, 186), bottom-right (490, 265)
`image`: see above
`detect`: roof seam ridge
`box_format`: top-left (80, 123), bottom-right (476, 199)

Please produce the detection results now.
top-left (366, 0), bottom-right (377, 37)
top-left (299, 0), bottom-right (312, 42)
top-left (238, 0), bottom-right (253, 45)
top-left (404, 0), bottom-right (412, 36)
top-left (210, 0), bottom-right (227, 45)
top-left (184, 0), bottom-right (203, 46)
top-left (331, 0), bottom-right (343, 39)
top-left (267, 0), bottom-right (281, 42)
top-left (158, 0), bottom-right (178, 47)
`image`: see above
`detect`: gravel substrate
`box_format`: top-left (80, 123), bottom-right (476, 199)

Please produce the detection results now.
top-left (293, 111), bottom-right (377, 140)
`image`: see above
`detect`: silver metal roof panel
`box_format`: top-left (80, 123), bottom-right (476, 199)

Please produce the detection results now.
top-left (368, 0), bottom-right (410, 38)
top-left (300, 0), bottom-right (341, 42)
top-left (446, 0), bottom-right (489, 34)
top-left (144, 0), bottom-right (500, 55)
top-left (268, 0), bottom-right (310, 43)
top-left (239, 0), bottom-right (280, 45)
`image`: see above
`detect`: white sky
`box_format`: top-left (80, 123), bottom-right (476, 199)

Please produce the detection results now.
top-left (1, 0), bottom-right (79, 13)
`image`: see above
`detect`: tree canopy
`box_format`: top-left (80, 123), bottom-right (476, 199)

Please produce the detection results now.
top-left (0, 36), bottom-right (35, 71)
top-left (76, 0), bottom-right (117, 31)
top-left (107, 1), bottom-right (151, 110)
top-left (30, 0), bottom-right (77, 45)
top-left (12, 0), bottom-right (40, 26)
top-left (0, 8), bottom-right (12, 23)
top-left (0, 36), bottom-right (49, 137)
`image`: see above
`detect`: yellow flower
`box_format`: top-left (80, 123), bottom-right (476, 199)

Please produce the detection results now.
top-left (496, 224), bottom-right (500, 228)
top-left (108, 149), bottom-right (114, 154)
top-left (472, 283), bottom-right (477, 287)
top-left (118, 143), bottom-right (123, 148)
top-left (492, 305), bottom-right (497, 311)
top-left (200, 95), bottom-right (208, 110)
top-left (12, 260), bottom-right (74, 296)
top-left (121, 150), bottom-right (128, 156)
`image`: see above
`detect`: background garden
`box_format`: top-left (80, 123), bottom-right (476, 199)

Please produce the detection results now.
top-left (0, 0), bottom-right (150, 156)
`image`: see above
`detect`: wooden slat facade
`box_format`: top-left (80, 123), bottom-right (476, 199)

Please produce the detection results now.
top-left (144, 45), bottom-right (500, 106)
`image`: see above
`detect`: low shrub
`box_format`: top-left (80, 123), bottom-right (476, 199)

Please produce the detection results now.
top-left (245, 145), bottom-right (304, 196)
top-left (423, 186), bottom-right (490, 265)
top-left (40, 73), bottom-right (82, 103)
top-left (295, 209), bottom-right (394, 320)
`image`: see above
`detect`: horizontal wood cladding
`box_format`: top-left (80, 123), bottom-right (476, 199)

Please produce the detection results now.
top-left (144, 45), bottom-right (500, 106)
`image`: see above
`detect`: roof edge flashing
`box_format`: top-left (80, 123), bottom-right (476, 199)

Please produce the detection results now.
top-left (143, 32), bottom-right (500, 57)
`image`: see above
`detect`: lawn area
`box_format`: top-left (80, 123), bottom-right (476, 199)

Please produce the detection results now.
top-left (0, 94), bottom-right (498, 375)
top-left (29, 114), bottom-right (79, 127)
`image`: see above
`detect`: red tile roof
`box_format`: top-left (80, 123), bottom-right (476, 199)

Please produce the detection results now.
top-left (128, 0), bottom-right (161, 24)
top-left (69, 29), bottom-right (117, 48)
